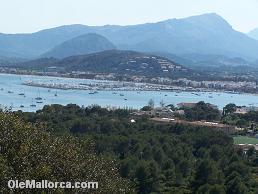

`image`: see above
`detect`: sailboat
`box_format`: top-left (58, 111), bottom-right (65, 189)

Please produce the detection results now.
top-left (18, 90), bottom-right (25, 96)
top-left (30, 99), bottom-right (36, 107)
top-left (35, 89), bottom-right (43, 100)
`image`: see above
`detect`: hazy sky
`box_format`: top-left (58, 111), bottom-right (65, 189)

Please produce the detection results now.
top-left (0, 0), bottom-right (258, 34)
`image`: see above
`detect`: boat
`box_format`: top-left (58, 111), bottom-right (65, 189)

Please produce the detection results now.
top-left (124, 98), bottom-right (128, 101)
top-left (8, 91), bottom-right (14, 94)
top-left (35, 90), bottom-right (43, 100)
top-left (20, 105), bottom-right (24, 108)
top-left (35, 97), bottom-right (42, 100)
top-left (18, 93), bottom-right (25, 96)
top-left (89, 92), bottom-right (95, 95)
top-left (54, 90), bottom-right (58, 97)
top-left (30, 99), bottom-right (36, 107)
top-left (36, 101), bottom-right (43, 104)
top-left (120, 94), bottom-right (125, 96)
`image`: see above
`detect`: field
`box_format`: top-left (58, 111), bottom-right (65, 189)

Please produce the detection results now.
top-left (234, 136), bottom-right (258, 145)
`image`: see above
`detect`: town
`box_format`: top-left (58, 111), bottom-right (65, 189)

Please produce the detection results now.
top-left (1, 67), bottom-right (258, 94)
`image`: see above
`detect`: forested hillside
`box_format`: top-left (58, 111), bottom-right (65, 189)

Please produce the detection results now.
top-left (14, 104), bottom-right (258, 194)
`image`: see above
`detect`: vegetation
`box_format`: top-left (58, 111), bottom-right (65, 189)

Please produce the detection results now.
top-left (0, 110), bottom-right (131, 193)
top-left (17, 50), bottom-right (195, 79)
top-left (181, 101), bottom-right (221, 121)
top-left (12, 104), bottom-right (258, 193)
top-left (222, 104), bottom-right (258, 128)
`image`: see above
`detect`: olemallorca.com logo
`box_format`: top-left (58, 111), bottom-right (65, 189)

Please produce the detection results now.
top-left (8, 180), bottom-right (99, 189)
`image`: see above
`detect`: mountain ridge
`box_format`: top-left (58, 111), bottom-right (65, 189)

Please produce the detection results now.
top-left (1, 13), bottom-right (258, 61)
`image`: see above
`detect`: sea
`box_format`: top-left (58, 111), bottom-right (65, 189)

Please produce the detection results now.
top-left (0, 73), bottom-right (258, 112)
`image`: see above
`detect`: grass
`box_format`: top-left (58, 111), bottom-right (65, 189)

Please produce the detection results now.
top-left (234, 136), bottom-right (258, 145)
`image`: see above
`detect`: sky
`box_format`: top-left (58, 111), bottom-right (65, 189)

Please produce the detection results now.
top-left (0, 0), bottom-right (258, 34)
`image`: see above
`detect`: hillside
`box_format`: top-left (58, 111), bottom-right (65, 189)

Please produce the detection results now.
top-left (248, 28), bottom-right (258, 40)
top-left (42, 33), bottom-right (116, 59)
top-left (1, 13), bottom-right (258, 60)
top-left (152, 52), bottom-right (253, 69)
top-left (21, 50), bottom-right (192, 78)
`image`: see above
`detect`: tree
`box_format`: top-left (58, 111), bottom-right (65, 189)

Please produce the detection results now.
top-left (0, 111), bottom-right (132, 193)
top-left (148, 99), bottom-right (155, 109)
top-left (247, 147), bottom-right (256, 159)
top-left (160, 100), bottom-right (165, 107)
top-left (224, 103), bottom-right (237, 116)
top-left (226, 176), bottom-right (248, 194)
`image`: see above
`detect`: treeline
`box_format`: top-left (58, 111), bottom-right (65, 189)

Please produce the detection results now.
top-left (14, 104), bottom-right (258, 193)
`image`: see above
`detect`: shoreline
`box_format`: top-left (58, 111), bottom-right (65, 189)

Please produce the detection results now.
top-left (1, 72), bottom-right (257, 95)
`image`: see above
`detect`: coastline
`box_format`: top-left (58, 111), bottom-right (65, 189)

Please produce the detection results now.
top-left (0, 71), bottom-right (257, 95)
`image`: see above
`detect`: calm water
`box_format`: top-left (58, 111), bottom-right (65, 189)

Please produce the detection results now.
top-left (0, 73), bottom-right (258, 112)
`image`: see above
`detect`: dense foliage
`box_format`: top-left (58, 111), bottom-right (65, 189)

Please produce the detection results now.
top-left (0, 110), bottom-right (131, 193)
top-left (222, 103), bottom-right (258, 128)
top-left (182, 101), bottom-right (221, 121)
top-left (15, 104), bottom-right (258, 194)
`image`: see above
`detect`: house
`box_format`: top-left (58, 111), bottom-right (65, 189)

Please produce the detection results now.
top-left (177, 102), bottom-right (197, 109)
top-left (154, 107), bottom-right (174, 118)
top-left (177, 102), bottom-right (218, 110)
top-left (173, 110), bottom-right (185, 116)
top-left (235, 106), bottom-right (258, 114)
top-left (132, 107), bottom-right (174, 118)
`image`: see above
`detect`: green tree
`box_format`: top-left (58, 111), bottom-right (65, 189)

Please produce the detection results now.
top-left (0, 111), bottom-right (132, 193)
top-left (224, 103), bottom-right (237, 116)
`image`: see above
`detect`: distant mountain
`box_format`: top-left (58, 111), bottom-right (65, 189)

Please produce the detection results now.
top-left (152, 52), bottom-right (251, 69)
top-left (180, 54), bottom-right (250, 67)
top-left (248, 28), bottom-right (258, 40)
top-left (42, 33), bottom-right (116, 59)
top-left (1, 13), bottom-right (258, 60)
top-left (20, 50), bottom-right (193, 78)
top-left (0, 25), bottom-right (92, 58)
top-left (0, 56), bottom-right (26, 66)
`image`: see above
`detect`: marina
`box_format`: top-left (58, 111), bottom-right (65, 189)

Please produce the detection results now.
top-left (1, 73), bottom-right (258, 112)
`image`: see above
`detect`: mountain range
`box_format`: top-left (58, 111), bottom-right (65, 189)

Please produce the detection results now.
top-left (1, 13), bottom-right (258, 63)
